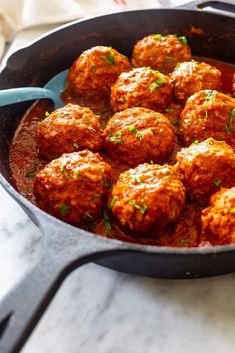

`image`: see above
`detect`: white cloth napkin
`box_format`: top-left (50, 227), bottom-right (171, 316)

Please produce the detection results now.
top-left (0, 0), bottom-right (188, 57)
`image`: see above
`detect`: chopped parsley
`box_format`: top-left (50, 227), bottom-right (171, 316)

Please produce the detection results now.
top-left (61, 165), bottom-right (69, 178)
top-left (109, 197), bottom-right (117, 209)
top-left (213, 178), bottom-right (221, 187)
top-left (127, 126), bottom-right (142, 140)
top-left (162, 175), bottom-right (172, 180)
top-left (59, 204), bottom-right (71, 216)
top-left (149, 77), bottom-right (165, 91)
top-left (45, 111), bottom-right (50, 117)
top-left (192, 139), bottom-right (199, 145)
top-left (134, 176), bottom-right (143, 184)
top-left (118, 97), bottom-right (126, 103)
top-left (153, 33), bottom-right (162, 40)
top-left (165, 56), bottom-right (173, 61)
top-left (178, 36), bottom-right (188, 45)
top-left (165, 107), bottom-right (175, 113)
top-left (102, 179), bottom-right (113, 188)
top-left (204, 90), bottom-right (217, 101)
top-left (26, 170), bottom-right (36, 179)
top-left (180, 238), bottom-right (189, 245)
top-left (25, 162), bottom-right (37, 179)
top-left (100, 48), bottom-right (115, 65)
top-left (224, 109), bottom-right (235, 133)
top-left (93, 193), bottom-right (100, 202)
top-left (86, 222), bottom-right (97, 230)
top-left (171, 120), bottom-right (179, 126)
top-left (129, 200), bottom-right (148, 214)
top-left (230, 207), bottom-right (235, 214)
top-left (103, 210), bottom-right (112, 232)
top-left (108, 131), bottom-right (123, 144)
top-left (73, 143), bottom-right (79, 150)
top-left (73, 170), bottom-right (80, 178)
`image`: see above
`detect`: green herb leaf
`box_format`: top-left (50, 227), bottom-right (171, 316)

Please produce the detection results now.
top-left (134, 176), bottom-right (143, 184)
top-left (180, 238), bottom-right (189, 245)
top-left (108, 131), bottom-right (123, 144)
top-left (59, 204), bottom-right (71, 216)
top-left (127, 125), bottom-right (142, 140)
top-left (213, 178), bottom-right (221, 187)
top-left (109, 197), bottom-right (117, 209)
top-left (204, 90), bottom-right (217, 101)
top-left (153, 34), bottom-right (162, 40)
top-left (118, 97), bottom-right (126, 103)
top-left (26, 170), bottom-right (36, 179)
top-left (93, 193), bottom-right (100, 202)
top-left (45, 111), bottom-right (50, 117)
top-left (61, 165), bottom-right (69, 178)
top-left (230, 207), bottom-right (235, 214)
top-left (162, 175), bottom-right (172, 180)
top-left (178, 36), bottom-right (188, 45)
top-left (102, 179), bottom-right (113, 188)
top-left (129, 200), bottom-right (148, 214)
top-left (103, 210), bottom-right (112, 232)
top-left (192, 139), bottom-right (199, 145)
top-left (73, 143), bottom-right (79, 150)
top-left (25, 162), bottom-right (37, 179)
top-left (165, 56), bottom-right (173, 61)
top-left (171, 120), bottom-right (179, 126)
top-left (224, 108), bottom-right (235, 133)
top-left (86, 222), bottom-right (97, 230)
top-left (100, 48), bottom-right (115, 65)
top-left (165, 107), bottom-right (175, 113)
top-left (149, 77), bottom-right (165, 91)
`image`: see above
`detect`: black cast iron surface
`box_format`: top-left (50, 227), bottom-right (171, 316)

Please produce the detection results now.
top-left (0, 2), bottom-right (235, 353)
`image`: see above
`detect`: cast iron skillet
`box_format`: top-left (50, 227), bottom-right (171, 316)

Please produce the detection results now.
top-left (0, 1), bottom-right (235, 352)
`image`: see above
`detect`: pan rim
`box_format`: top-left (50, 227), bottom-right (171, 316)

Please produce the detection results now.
top-left (1, 7), bottom-right (235, 256)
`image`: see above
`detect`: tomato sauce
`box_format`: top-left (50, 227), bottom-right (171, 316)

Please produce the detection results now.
top-left (9, 57), bottom-right (235, 247)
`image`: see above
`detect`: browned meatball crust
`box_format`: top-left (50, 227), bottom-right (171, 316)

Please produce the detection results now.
top-left (132, 34), bottom-right (191, 74)
top-left (176, 138), bottom-right (235, 205)
top-left (67, 46), bottom-right (131, 99)
top-left (180, 90), bottom-right (235, 148)
top-left (170, 61), bottom-right (222, 101)
top-left (110, 163), bottom-right (186, 233)
top-left (111, 67), bottom-right (173, 112)
top-left (202, 187), bottom-right (235, 245)
top-left (103, 107), bottom-right (175, 166)
top-left (33, 150), bottom-right (112, 223)
top-left (37, 104), bottom-right (103, 161)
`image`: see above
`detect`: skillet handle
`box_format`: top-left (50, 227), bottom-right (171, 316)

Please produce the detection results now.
top-left (0, 87), bottom-right (57, 107)
top-left (177, 0), bottom-right (235, 16)
top-left (0, 221), bottom-right (128, 353)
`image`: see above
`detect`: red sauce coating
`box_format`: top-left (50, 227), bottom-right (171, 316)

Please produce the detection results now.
top-left (9, 57), bottom-right (235, 247)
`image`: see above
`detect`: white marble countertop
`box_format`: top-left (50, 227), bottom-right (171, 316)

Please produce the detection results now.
top-left (1, 11), bottom-right (235, 353)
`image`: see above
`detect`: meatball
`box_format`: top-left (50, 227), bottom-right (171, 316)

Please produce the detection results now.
top-left (33, 150), bottom-right (112, 223)
top-left (132, 34), bottom-right (191, 74)
top-left (103, 107), bottom-right (175, 166)
top-left (202, 187), bottom-right (235, 245)
top-left (180, 90), bottom-right (235, 148)
top-left (170, 60), bottom-right (222, 101)
top-left (67, 46), bottom-right (131, 99)
top-left (110, 67), bottom-right (173, 112)
top-left (176, 138), bottom-right (235, 204)
top-left (110, 163), bottom-right (185, 233)
top-left (37, 104), bottom-right (103, 161)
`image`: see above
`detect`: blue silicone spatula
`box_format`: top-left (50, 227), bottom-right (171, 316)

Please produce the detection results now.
top-left (0, 70), bottom-right (68, 109)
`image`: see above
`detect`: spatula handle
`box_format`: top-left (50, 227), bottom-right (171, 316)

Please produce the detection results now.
top-left (0, 87), bottom-right (57, 107)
